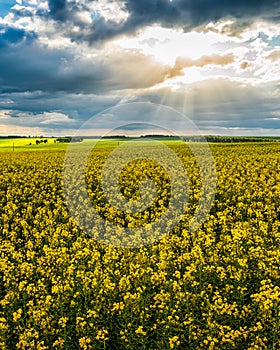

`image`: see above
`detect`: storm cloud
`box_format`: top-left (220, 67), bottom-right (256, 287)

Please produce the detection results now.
top-left (44, 0), bottom-right (280, 42)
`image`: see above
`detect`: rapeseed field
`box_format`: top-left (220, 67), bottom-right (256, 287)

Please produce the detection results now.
top-left (0, 142), bottom-right (279, 349)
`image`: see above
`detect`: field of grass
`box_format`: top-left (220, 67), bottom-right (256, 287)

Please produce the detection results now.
top-left (0, 141), bottom-right (279, 349)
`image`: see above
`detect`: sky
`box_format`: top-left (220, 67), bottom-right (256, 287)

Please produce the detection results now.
top-left (0, 0), bottom-right (279, 136)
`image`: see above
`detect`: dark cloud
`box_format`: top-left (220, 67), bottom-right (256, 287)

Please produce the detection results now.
top-left (45, 0), bottom-right (280, 43)
top-left (125, 0), bottom-right (272, 28)
top-left (0, 91), bottom-right (122, 131)
top-left (176, 0), bottom-right (278, 24)
top-left (74, 17), bottom-right (127, 43)
top-left (48, 0), bottom-right (67, 20)
top-left (0, 33), bottom-right (110, 94)
top-left (0, 30), bottom-right (174, 94)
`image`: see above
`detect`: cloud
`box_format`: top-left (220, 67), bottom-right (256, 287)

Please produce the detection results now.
top-left (124, 1), bottom-right (279, 40)
top-left (0, 109), bottom-right (75, 126)
top-left (266, 50), bottom-right (280, 61)
top-left (0, 1), bottom-right (279, 136)
top-left (0, 109), bottom-right (82, 136)
top-left (0, 91), bottom-right (122, 125)
top-left (240, 61), bottom-right (252, 69)
top-left (133, 78), bottom-right (280, 130)
top-left (168, 53), bottom-right (235, 78)
top-left (0, 78), bottom-right (279, 136)
top-left (37, 111), bottom-right (76, 125)
top-left (106, 50), bottom-right (172, 89)
top-left (0, 35), bottom-right (110, 93)
top-left (41, 0), bottom-right (280, 43)
top-left (0, 30), bottom-right (173, 94)
top-left (48, 0), bottom-right (67, 21)
top-left (2, 1), bottom-right (280, 46)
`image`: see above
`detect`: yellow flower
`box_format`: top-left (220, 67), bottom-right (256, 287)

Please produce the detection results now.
top-left (135, 326), bottom-right (146, 336)
top-left (95, 329), bottom-right (109, 341)
top-left (13, 309), bottom-right (22, 322)
top-left (169, 336), bottom-right (180, 349)
top-left (79, 337), bottom-right (91, 350)
top-left (58, 317), bottom-right (68, 328)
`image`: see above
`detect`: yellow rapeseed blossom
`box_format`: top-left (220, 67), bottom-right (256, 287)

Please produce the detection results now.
top-left (135, 326), bottom-right (147, 336)
top-left (0, 143), bottom-right (279, 349)
top-left (12, 309), bottom-right (22, 322)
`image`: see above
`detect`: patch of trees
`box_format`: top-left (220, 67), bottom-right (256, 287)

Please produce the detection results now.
top-left (35, 139), bottom-right (48, 144)
top-left (56, 137), bottom-right (83, 143)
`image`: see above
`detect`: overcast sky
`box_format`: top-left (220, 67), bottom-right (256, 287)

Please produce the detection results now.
top-left (0, 0), bottom-right (279, 136)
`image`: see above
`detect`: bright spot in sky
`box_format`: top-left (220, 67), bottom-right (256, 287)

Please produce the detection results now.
top-left (115, 26), bottom-right (229, 65)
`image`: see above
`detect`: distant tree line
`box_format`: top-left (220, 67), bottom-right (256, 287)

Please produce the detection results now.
top-left (184, 136), bottom-right (279, 143)
top-left (102, 135), bottom-right (127, 139)
top-left (140, 135), bottom-right (180, 139)
top-left (56, 137), bottom-right (83, 143)
top-left (0, 135), bottom-right (28, 139)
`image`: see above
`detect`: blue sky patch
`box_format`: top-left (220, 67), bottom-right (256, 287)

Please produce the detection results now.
top-left (0, 0), bottom-right (16, 18)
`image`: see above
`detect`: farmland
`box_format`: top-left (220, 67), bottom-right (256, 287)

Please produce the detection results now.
top-left (0, 138), bottom-right (125, 152)
top-left (0, 141), bottom-right (279, 349)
